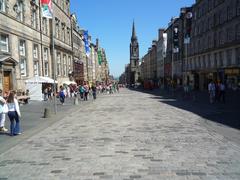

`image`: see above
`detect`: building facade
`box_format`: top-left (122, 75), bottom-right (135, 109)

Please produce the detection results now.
top-left (52, 0), bottom-right (73, 86)
top-left (188, 0), bottom-right (240, 90)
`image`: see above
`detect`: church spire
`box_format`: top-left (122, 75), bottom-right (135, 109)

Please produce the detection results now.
top-left (131, 21), bottom-right (137, 40)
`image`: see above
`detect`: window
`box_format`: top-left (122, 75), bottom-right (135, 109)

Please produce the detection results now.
top-left (0, 0), bottom-right (5, 12)
top-left (226, 49), bottom-right (232, 66)
top-left (33, 44), bottom-right (38, 59)
top-left (55, 19), bottom-right (60, 39)
top-left (43, 48), bottom-right (48, 61)
top-left (0, 34), bottom-right (9, 52)
top-left (42, 18), bottom-right (48, 35)
top-left (31, 10), bottom-right (37, 29)
top-left (44, 48), bottom-right (48, 76)
top-left (16, 1), bottom-right (24, 22)
top-left (236, 24), bottom-right (240, 40)
top-left (57, 53), bottom-right (61, 76)
top-left (68, 56), bottom-right (71, 70)
top-left (63, 55), bottom-right (67, 76)
top-left (19, 40), bottom-right (26, 56)
top-left (62, 23), bottom-right (65, 42)
top-left (219, 51), bottom-right (223, 67)
top-left (227, 27), bottom-right (234, 42)
top-left (34, 61), bottom-right (39, 76)
top-left (67, 28), bottom-right (71, 44)
top-left (44, 62), bottom-right (48, 76)
top-left (20, 58), bottom-right (27, 76)
top-left (237, 0), bottom-right (240, 16)
top-left (236, 48), bottom-right (240, 65)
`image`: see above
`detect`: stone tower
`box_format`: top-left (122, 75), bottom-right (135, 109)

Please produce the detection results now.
top-left (130, 21), bottom-right (139, 85)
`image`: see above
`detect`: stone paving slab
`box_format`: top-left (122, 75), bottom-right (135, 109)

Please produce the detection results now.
top-left (0, 89), bottom-right (239, 180)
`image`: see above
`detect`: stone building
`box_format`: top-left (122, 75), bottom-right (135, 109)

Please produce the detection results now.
top-left (0, 0), bottom-right (73, 92)
top-left (71, 14), bottom-right (84, 85)
top-left (0, 0), bottom-right (51, 92)
top-left (52, 0), bottom-right (73, 86)
top-left (156, 29), bottom-right (167, 86)
top-left (188, 0), bottom-right (240, 90)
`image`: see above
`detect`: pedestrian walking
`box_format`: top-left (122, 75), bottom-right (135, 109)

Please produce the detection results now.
top-left (208, 80), bottom-right (215, 104)
top-left (7, 91), bottom-right (21, 136)
top-left (83, 83), bottom-right (89, 101)
top-left (0, 89), bottom-right (8, 132)
top-left (219, 82), bottom-right (226, 103)
top-left (92, 85), bottom-right (97, 100)
top-left (47, 87), bottom-right (52, 101)
top-left (59, 87), bottom-right (65, 105)
top-left (43, 87), bottom-right (48, 101)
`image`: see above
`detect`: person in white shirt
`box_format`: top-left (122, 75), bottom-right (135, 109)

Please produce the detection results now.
top-left (7, 91), bottom-right (21, 136)
top-left (0, 89), bottom-right (8, 132)
top-left (208, 80), bottom-right (215, 104)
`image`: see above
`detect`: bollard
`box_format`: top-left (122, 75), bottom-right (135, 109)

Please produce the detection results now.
top-left (74, 97), bottom-right (79, 105)
top-left (43, 108), bottom-right (51, 118)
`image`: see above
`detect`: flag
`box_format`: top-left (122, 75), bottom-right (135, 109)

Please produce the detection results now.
top-left (41, 0), bottom-right (53, 18)
top-left (83, 31), bottom-right (90, 57)
top-left (97, 50), bottom-right (102, 65)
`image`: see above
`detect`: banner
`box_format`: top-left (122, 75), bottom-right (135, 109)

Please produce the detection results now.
top-left (41, 0), bottom-right (53, 18)
top-left (97, 50), bottom-right (102, 65)
top-left (83, 31), bottom-right (90, 57)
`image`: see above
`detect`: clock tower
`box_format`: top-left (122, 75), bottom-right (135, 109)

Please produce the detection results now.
top-left (130, 21), bottom-right (139, 85)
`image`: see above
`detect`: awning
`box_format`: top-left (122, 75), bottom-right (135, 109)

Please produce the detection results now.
top-left (62, 81), bottom-right (77, 85)
top-left (25, 76), bottom-right (57, 84)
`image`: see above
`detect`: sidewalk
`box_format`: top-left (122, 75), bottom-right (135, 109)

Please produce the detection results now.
top-left (135, 87), bottom-right (240, 130)
top-left (0, 95), bottom-right (95, 154)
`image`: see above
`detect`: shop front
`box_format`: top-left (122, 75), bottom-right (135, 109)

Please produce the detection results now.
top-left (224, 68), bottom-right (240, 90)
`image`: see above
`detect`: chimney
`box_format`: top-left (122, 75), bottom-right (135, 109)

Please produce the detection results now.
top-left (96, 38), bottom-right (99, 49)
top-left (158, 29), bottom-right (165, 40)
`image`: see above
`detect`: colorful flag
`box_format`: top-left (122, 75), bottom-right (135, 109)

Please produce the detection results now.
top-left (41, 0), bottom-right (52, 18)
top-left (97, 50), bottom-right (102, 65)
top-left (83, 31), bottom-right (90, 57)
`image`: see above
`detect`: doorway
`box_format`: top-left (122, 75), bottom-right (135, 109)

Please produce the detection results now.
top-left (3, 71), bottom-right (11, 92)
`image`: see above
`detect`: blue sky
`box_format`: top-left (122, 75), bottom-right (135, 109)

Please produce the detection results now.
top-left (70, 0), bottom-right (195, 77)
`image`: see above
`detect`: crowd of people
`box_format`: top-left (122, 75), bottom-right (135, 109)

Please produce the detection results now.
top-left (208, 80), bottom-right (226, 104)
top-left (42, 82), bottom-right (120, 105)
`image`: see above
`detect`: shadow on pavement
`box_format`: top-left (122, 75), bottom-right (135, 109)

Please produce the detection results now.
top-left (130, 87), bottom-right (240, 130)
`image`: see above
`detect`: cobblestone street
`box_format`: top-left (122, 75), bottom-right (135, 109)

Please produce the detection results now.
top-left (0, 89), bottom-right (240, 180)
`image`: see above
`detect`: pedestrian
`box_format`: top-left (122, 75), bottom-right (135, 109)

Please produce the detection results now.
top-left (7, 91), bottom-right (21, 136)
top-left (219, 82), bottom-right (226, 103)
top-left (59, 87), bottom-right (65, 105)
top-left (92, 84), bottom-right (97, 100)
top-left (208, 80), bottom-right (215, 104)
top-left (43, 87), bottom-right (48, 101)
top-left (83, 84), bottom-right (89, 101)
top-left (0, 89), bottom-right (8, 132)
top-left (47, 87), bottom-right (52, 101)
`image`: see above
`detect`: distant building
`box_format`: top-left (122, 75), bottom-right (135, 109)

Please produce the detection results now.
top-left (129, 21), bottom-right (140, 85)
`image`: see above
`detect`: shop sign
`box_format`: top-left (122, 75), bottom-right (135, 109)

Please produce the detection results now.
top-left (225, 69), bottom-right (240, 74)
